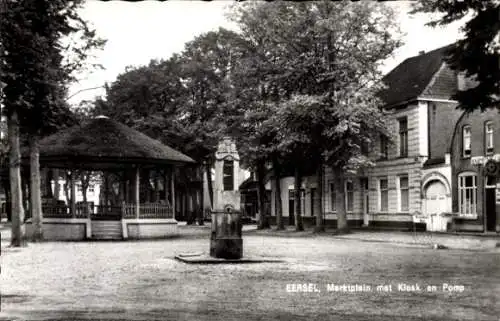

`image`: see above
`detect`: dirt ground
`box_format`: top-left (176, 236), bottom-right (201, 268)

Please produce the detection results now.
top-left (1, 225), bottom-right (499, 321)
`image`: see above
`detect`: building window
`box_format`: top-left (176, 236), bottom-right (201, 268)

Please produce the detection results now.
top-left (380, 135), bottom-right (388, 159)
top-left (88, 185), bottom-right (95, 193)
top-left (462, 125), bottom-right (471, 158)
top-left (485, 121), bottom-right (494, 155)
top-left (329, 182), bottom-right (336, 212)
top-left (399, 117), bottom-right (408, 157)
top-left (223, 160), bottom-right (234, 191)
top-left (399, 176), bottom-right (409, 212)
top-left (345, 180), bottom-right (354, 212)
top-left (458, 173), bottom-right (477, 217)
top-left (379, 178), bottom-right (389, 212)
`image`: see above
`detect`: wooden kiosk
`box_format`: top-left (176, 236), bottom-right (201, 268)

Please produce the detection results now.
top-left (23, 115), bottom-right (195, 240)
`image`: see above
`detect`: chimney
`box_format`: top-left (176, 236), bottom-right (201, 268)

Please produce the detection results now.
top-left (419, 50), bottom-right (425, 55)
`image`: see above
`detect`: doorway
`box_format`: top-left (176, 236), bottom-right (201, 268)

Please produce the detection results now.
top-left (424, 180), bottom-right (448, 216)
top-left (485, 188), bottom-right (496, 231)
top-left (485, 176), bottom-right (497, 232)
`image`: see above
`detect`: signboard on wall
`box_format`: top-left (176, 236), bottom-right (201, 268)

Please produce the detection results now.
top-left (471, 154), bottom-right (500, 166)
top-left (471, 156), bottom-right (486, 166)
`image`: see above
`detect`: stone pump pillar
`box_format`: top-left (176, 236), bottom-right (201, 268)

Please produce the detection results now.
top-left (209, 137), bottom-right (244, 259)
top-left (210, 204), bottom-right (243, 259)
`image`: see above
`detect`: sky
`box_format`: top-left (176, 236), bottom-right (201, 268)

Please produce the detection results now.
top-left (67, 0), bottom-right (467, 106)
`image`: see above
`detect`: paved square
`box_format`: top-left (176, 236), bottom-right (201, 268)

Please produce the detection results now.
top-left (1, 226), bottom-right (499, 321)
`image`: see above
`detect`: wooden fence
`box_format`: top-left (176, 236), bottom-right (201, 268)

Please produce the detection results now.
top-left (42, 202), bottom-right (172, 219)
top-left (42, 203), bottom-right (71, 218)
top-left (122, 203), bottom-right (172, 219)
top-left (42, 203), bottom-right (108, 218)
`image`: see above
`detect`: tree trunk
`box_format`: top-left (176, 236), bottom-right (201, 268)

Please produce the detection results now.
top-left (104, 172), bottom-right (109, 206)
top-left (272, 156), bottom-right (284, 230)
top-left (3, 177), bottom-right (12, 221)
top-left (44, 168), bottom-right (53, 198)
top-left (63, 172), bottom-right (70, 206)
top-left (53, 168), bottom-right (60, 200)
top-left (202, 163), bottom-right (211, 221)
top-left (117, 179), bottom-right (123, 207)
top-left (205, 160), bottom-right (214, 209)
top-left (21, 172), bottom-right (29, 219)
top-left (256, 160), bottom-right (269, 229)
top-left (294, 166), bottom-right (304, 231)
top-left (186, 189), bottom-right (194, 225)
top-left (197, 169), bottom-right (204, 225)
top-left (8, 110), bottom-right (26, 247)
top-left (182, 191), bottom-right (188, 223)
top-left (154, 171), bottom-right (160, 203)
top-left (82, 186), bottom-right (88, 204)
top-left (70, 171), bottom-right (76, 218)
top-left (334, 167), bottom-right (349, 233)
top-left (314, 163), bottom-right (325, 232)
top-left (29, 137), bottom-right (43, 241)
top-left (170, 167), bottom-right (176, 219)
top-left (80, 171), bottom-right (89, 204)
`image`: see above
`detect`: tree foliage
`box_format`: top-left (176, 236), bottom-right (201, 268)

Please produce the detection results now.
top-left (228, 1), bottom-right (401, 231)
top-left (0, 0), bottom-right (105, 135)
top-left (228, 0), bottom-right (401, 168)
top-left (0, 0), bottom-right (105, 243)
top-left (82, 1), bottom-right (402, 232)
top-left (95, 28), bottom-right (247, 163)
top-left (411, 1), bottom-right (500, 112)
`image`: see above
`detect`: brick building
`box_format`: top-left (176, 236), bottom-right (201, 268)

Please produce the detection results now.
top-left (269, 45), bottom-right (495, 232)
top-left (450, 108), bottom-right (500, 232)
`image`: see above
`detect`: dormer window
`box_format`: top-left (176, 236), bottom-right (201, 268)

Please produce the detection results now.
top-left (462, 125), bottom-right (471, 158)
top-left (485, 121), bottom-right (494, 155)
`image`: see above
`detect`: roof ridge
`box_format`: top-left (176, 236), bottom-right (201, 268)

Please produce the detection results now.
top-left (405, 43), bottom-right (455, 62)
top-left (380, 43), bottom-right (457, 108)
